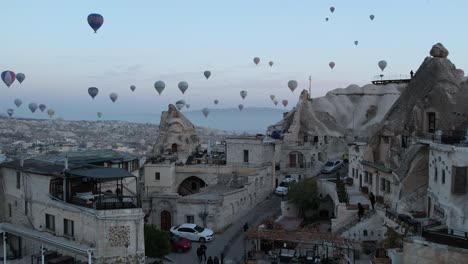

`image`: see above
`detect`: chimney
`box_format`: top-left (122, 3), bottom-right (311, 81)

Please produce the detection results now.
top-left (20, 156), bottom-right (24, 168)
top-left (64, 155), bottom-right (69, 171)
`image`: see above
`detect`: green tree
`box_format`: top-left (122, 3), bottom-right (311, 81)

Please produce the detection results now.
top-left (288, 179), bottom-right (320, 218)
top-left (144, 225), bottom-right (171, 258)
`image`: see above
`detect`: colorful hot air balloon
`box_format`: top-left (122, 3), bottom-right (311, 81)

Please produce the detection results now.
top-left (269, 61), bottom-right (274, 67)
top-left (204, 71), bottom-right (211, 79)
top-left (130, 85), bottom-right (136, 92)
top-left (329, 62), bottom-right (336, 69)
top-left (202, 108), bottom-right (210, 118)
top-left (378, 60), bottom-right (387, 71)
top-left (29, 103), bottom-right (38, 113)
top-left (87, 13), bottom-right (104, 33)
top-left (238, 104), bottom-right (244, 111)
top-left (273, 100), bottom-right (279, 106)
top-left (16, 73), bottom-right (25, 84)
top-left (270, 95), bottom-right (275, 101)
top-left (47, 109), bottom-right (55, 118)
top-left (354, 41), bottom-right (359, 46)
top-left (214, 99), bottom-right (219, 105)
top-left (186, 104), bottom-right (191, 109)
top-left (240, 90), bottom-right (248, 99)
top-left (330, 7), bottom-right (335, 13)
top-left (282, 100), bottom-right (288, 107)
top-left (7, 109), bottom-right (14, 117)
top-left (154, 81), bottom-right (165, 95)
top-left (14, 99), bottom-right (22, 108)
top-left (175, 100), bottom-right (186, 110)
top-left (97, 112), bottom-right (102, 118)
top-left (109, 93), bottom-right (118, 103)
top-left (370, 14), bottom-right (375, 21)
top-left (253, 57), bottom-right (260, 65)
top-left (39, 104), bottom-right (47, 112)
top-left (178, 81), bottom-right (189, 94)
top-left (1, 71), bottom-right (16, 87)
top-left (288, 80), bottom-right (298, 92)
top-left (88, 87), bottom-right (99, 99)
top-left (325, 17), bottom-right (329, 22)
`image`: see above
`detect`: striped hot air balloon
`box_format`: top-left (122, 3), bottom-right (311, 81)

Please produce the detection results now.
top-left (1, 71), bottom-right (16, 87)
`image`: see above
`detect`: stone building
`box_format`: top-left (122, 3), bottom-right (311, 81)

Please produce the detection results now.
top-left (0, 150), bottom-right (145, 263)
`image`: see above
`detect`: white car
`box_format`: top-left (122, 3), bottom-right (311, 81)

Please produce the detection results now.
top-left (321, 159), bottom-right (344, 174)
top-left (170, 223), bottom-right (214, 242)
top-left (275, 178), bottom-right (297, 196)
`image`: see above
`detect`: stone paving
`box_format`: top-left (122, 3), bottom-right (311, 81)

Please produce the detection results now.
top-left (162, 195), bottom-right (281, 264)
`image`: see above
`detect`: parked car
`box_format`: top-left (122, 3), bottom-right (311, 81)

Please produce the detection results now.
top-left (321, 159), bottom-right (344, 174)
top-left (170, 223), bottom-right (214, 242)
top-left (170, 235), bottom-right (192, 253)
top-left (275, 177), bottom-right (297, 196)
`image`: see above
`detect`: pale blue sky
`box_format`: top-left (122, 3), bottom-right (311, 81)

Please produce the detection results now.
top-left (1, 0), bottom-right (467, 121)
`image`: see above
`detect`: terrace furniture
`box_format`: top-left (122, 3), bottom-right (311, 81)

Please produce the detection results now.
top-left (279, 248), bottom-right (296, 262)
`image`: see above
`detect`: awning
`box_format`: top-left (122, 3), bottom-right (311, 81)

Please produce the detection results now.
top-left (66, 167), bottom-right (135, 179)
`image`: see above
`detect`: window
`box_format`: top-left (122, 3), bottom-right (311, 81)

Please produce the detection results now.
top-left (364, 172), bottom-right (369, 183)
top-left (324, 136), bottom-right (328, 144)
top-left (452, 166), bottom-right (467, 194)
top-left (313, 136), bottom-right (319, 145)
top-left (434, 167), bottom-right (438, 182)
top-left (352, 168), bottom-right (355, 178)
top-left (386, 180), bottom-right (391, 193)
top-left (380, 178), bottom-right (386, 192)
top-left (16, 171), bottom-right (21, 189)
top-left (8, 203), bottom-right (12, 218)
top-left (382, 136), bottom-right (389, 144)
top-left (427, 112), bottom-right (436, 133)
top-left (243, 150), bottom-right (249, 163)
top-left (64, 219), bottom-right (74, 237)
top-left (155, 172), bottom-right (161, 181)
top-left (303, 135), bottom-right (308, 142)
top-left (318, 152), bottom-right (323, 162)
top-left (442, 170), bottom-right (445, 184)
top-left (45, 214), bottom-right (55, 231)
top-left (401, 136), bottom-right (409, 148)
top-left (24, 201), bottom-right (28, 216)
top-left (186, 215), bottom-right (195, 223)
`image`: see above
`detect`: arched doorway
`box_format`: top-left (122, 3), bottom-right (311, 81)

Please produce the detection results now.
top-left (161, 210), bottom-right (172, 231)
top-left (178, 176), bottom-right (207, 196)
top-left (171, 143), bottom-right (178, 153)
top-left (288, 151), bottom-right (305, 168)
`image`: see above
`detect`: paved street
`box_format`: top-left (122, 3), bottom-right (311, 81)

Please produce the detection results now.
top-left (164, 195), bottom-right (281, 264)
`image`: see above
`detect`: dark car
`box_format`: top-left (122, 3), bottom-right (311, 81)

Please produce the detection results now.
top-left (171, 235), bottom-right (192, 253)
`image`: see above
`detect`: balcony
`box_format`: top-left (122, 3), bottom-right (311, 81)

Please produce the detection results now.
top-left (422, 222), bottom-right (468, 249)
top-left (50, 166), bottom-right (140, 210)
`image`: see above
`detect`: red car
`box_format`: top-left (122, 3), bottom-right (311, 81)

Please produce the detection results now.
top-left (171, 235), bottom-right (192, 253)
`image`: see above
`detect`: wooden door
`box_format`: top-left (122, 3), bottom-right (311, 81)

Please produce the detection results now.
top-left (161, 210), bottom-right (172, 231)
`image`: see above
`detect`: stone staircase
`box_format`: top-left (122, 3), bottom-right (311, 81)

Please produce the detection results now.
top-left (398, 184), bottom-right (427, 213)
top-left (334, 209), bottom-right (376, 235)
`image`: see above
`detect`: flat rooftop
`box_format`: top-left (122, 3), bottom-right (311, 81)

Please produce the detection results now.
top-left (182, 185), bottom-right (242, 200)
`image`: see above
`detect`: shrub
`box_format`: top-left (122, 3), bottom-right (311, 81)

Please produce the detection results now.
top-left (144, 225), bottom-right (171, 258)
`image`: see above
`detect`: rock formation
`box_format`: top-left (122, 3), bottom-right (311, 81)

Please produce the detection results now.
top-left (152, 104), bottom-right (200, 159)
top-left (430, 43), bottom-right (449, 58)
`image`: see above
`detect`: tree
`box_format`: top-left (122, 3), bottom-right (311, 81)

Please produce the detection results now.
top-left (144, 225), bottom-right (171, 258)
top-left (288, 179), bottom-right (320, 218)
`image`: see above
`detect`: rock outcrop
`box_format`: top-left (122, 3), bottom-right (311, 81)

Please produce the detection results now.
top-left (430, 43), bottom-right (449, 58)
top-left (152, 104), bottom-right (200, 159)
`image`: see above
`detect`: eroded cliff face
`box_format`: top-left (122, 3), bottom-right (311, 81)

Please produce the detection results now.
top-left (152, 104), bottom-right (200, 159)
top-left (364, 43), bottom-right (468, 176)
top-left (270, 82), bottom-right (404, 142)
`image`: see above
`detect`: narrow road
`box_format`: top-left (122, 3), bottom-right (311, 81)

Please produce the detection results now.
top-left (164, 195), bottom-right (281, 264)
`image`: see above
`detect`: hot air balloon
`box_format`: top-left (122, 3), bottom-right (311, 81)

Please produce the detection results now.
top-left (39, 104), bottom-right (47, 112)
top-left (202, 108), bottom-right (210, 118)
top-left (16, 73), bottom-right (25, 84)
top-left (204, 71), bottom-right (211, 79)
top-left (354, 41), bottom-right (359, 46)
top-left (14, 99), bottom-right (22, 108)
top-left (325, 17), bottom-right (329, 22)
top-left (154, 81), bottom-right (165, 95)
top-left (269, 61), bottom-right (274, 67)
top-left (29, 103), bottom-right (38, 113)
top-left (88, 87), bottom-right (99, 99)
top-left (270, 95), bottom-right (275, 101)
top-left (273, 100), bottom-right (279, 106)
top-left (109, 93), bottom-right (118, 103)
top-left (47, 109), bottom-right (55, 118)
top-left (87, 13), bottom-right (104, 33)
top-left (186, 104), bottom-right (191, 109)
top-left (282, 100), bottom-right (288, 107)
top-left (178, 81), bottom-right (189, 94)
top-left (253, 57), bottom-right (260, 65)
top-left (238, 104), bottom-right (244, 111)
top-left (288, 80), bottom-right (298, 92)
top-left (175, 100), bottom-right (186, 110)
top-left (330, 7), bottom-right (335, 13)
top-left (378, 60), bottom-right (387, 71)
top-left (7, 109), bottom-right (14, 117)
top-left (130, 85), bottom-right (136, 92)
top-left (240, 90), bottom-right (248, 99)
top-left (329, 62), bottom-right (336, 69)
top-left (214, 99), bottom-right (219, 105)
top-left (370, 14), bottom-right (375, 21)
top-left (97, 112), bottom-right (102, 118)
top-left (1, 71), bottom-right (16, 87)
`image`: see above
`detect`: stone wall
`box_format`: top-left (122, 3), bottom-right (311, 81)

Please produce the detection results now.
top-left (402, 238), bottom-right (468, 264)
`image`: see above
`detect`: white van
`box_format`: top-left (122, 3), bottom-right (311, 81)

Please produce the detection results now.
top-left (275, 177), bottom-right (297, 196)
